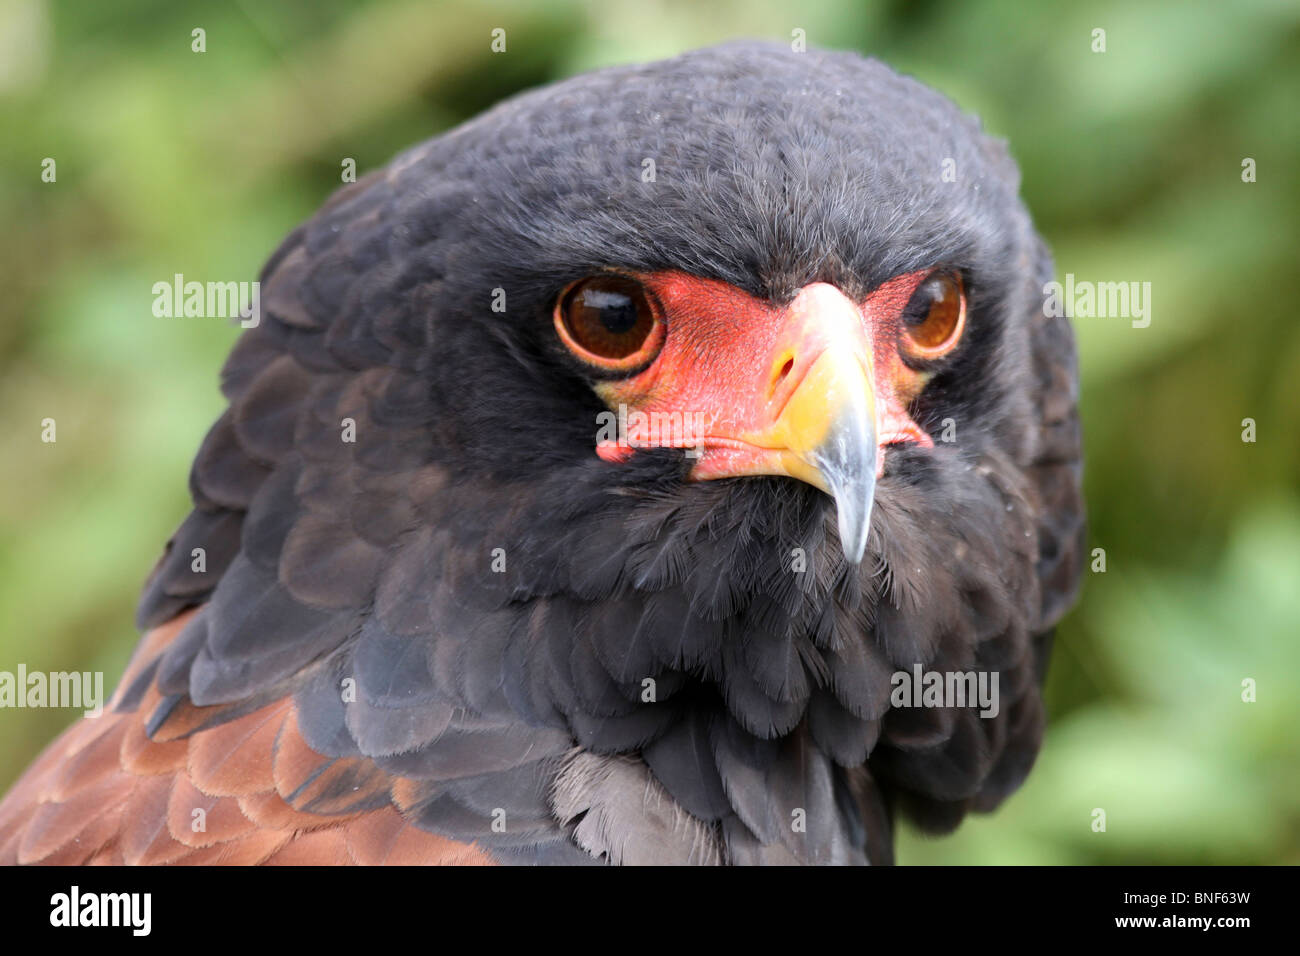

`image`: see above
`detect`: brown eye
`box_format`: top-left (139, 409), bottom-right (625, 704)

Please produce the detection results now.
top-left (555, 275), bottom-right (664, 369)
top-left (902, 271), bottom-right (965, 357)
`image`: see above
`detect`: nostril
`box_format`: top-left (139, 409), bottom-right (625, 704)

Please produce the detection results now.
top-left (764, 361), bottom-right (795, 403)
top-left (769, 356), bottom-right (796, 401)
top-left (769, 354), bottom-right (797, 402)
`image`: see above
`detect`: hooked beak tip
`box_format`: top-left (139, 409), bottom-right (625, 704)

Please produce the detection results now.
top-left (810, 412), bottom-right (878, 565)
top-left (834, 487), bottom-right (873, 565)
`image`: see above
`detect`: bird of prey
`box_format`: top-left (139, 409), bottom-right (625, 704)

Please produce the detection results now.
top-left (0, 42), bottom-right (1083, 865)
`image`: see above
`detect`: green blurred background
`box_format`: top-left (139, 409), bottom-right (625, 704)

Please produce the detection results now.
top-left (1, 0), bottom-right (1296, 864)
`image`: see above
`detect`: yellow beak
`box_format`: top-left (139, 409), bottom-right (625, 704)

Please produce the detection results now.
top-left (729, 284), bottom-right (880, 563)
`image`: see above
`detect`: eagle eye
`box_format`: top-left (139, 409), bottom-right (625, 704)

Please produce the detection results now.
top-left (555, 276), bottom-right (664, 370)
top-left (901, 270), bottom-right (965, 358)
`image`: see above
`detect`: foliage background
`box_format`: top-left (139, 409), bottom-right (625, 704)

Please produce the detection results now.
top-left (1, 0), bottom-right (1296, 864)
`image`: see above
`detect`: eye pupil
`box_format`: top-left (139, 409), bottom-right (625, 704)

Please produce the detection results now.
top-left (557, 276), bottom-right (661, 366)
top-left (581, 289), bottom-right (639, 335)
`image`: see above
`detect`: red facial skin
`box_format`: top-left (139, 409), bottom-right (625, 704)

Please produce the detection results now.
top-left (584, 270), bottom-right (941, 482)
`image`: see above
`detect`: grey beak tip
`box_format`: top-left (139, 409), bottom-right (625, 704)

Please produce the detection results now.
top-left (836, 498), bottom-right (872, 565)
top-left (815, 408), bottom-right (878, 566)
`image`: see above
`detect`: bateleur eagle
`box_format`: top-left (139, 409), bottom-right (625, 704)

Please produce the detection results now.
top-left (0, 42), bottom-right (1084, 865)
